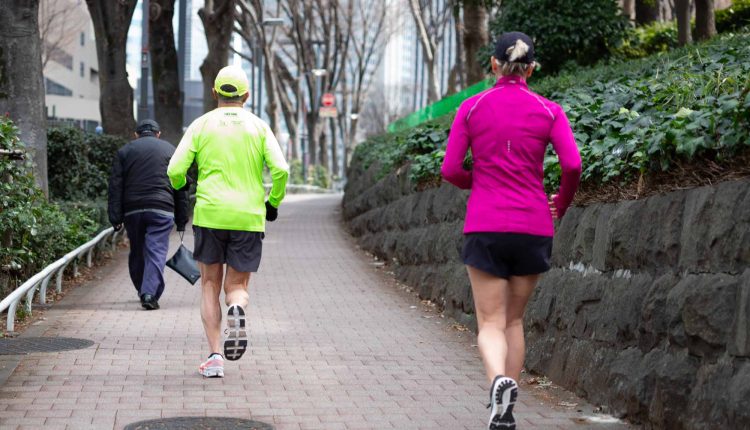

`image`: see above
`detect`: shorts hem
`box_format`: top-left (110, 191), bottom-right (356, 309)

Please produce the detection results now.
top-left (463, 261), bottom-right (510, 280)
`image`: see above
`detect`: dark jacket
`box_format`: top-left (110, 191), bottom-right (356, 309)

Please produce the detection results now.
top-left (107, 135), bottom-right (189, 229)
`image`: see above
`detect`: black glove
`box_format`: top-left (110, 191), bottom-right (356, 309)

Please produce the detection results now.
top-left (176, 223), bottom-right (186, 232)
top-left (265, 201), bottom-right (278, 222)
top-left (113, 223), bottom-right (123, 232)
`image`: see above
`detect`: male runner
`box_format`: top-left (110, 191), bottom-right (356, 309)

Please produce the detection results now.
top-left (168, 65), bottom-right (289, 377)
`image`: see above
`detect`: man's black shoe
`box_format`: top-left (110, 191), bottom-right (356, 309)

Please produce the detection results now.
top-left (142, 294), bottom-right (160, 310)
top-left (140, 295), bottom-right (146, 307)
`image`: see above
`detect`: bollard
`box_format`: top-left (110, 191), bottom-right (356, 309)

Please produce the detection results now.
top-left (39, 275), bottom-right (52, 305)
top-left (56, 263), bottom-right (69, 293)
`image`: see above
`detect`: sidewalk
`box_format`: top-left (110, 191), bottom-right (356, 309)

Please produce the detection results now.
top-left (0, 194), bottom-right (630, 430)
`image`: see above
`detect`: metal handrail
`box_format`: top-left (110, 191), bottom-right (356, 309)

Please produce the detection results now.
top-left (0, 227), bottom-right (124, 333)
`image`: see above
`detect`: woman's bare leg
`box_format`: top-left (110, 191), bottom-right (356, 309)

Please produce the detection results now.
top-left (504, 274), bottom-right (540, 382)
top-left (467, 266), bottom-right (510, 382)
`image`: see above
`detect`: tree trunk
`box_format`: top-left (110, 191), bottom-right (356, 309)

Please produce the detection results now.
top-left (676, 0), bottom-right (693, 46)
top-left (425, 56), bottom-right (440, 103)
top-left (635, 0), bottom-right (660, 24)
top-left (198, 0), bottom-right (235, 113)
top-left (306, 111), bottom-right (317, 168)
top-left (0, 0), bottom-right (48, 195)
top-left (409, 0), bottom-right (441, 103)
top-left (263, 45), bottom-right (279, 135)
top-left (86, 0), bottom-right (138, 139)
top-left (695, 0), bottom-right (716, 40)
top-left (623, 0), bottom-right (636, 21)
top-left (149, 0), bottom-right (183, 143)
top-left (330, 118), bottom-right (338, 177)
top-left (463, 0), bottom-right (489, 86)
top-left (318, 122), bottom-right (328, 168)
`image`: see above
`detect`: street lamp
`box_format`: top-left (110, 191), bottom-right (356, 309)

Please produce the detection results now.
top-left (311, 68), bottom-right (328, 77)
top-left (350, 112), bottom-right (359, 120)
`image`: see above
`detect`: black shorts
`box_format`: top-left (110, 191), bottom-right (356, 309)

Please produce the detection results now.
top-left (462, 232), bottom-right (553, 279)
top-left (193, 226), bottom-right (264, 273)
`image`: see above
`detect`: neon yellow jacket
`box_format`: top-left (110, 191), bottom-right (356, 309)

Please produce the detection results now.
top-left (167, 107), bottom-right (289, 232)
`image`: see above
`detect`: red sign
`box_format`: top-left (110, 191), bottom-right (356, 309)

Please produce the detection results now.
top-left (321, 93), bottom-right (335, 107)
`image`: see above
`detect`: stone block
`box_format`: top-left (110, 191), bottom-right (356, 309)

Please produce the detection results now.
top-left (550, 206), bottom-right (584, 266)
top-left (679, 180), bottom-right (750, 274)
top-left (590, 204), bottom-right (616, 271)
top-left (682, 273), bottom-right (738, 356)
top-left (729, 270), bottom-right (750, 357)
top-left (728, 361), bottom-right (750, 428)
top-left (638, 273), bottom-right (681, 351)
top-left (636, 192), bottom-right (685, 269)
top-left (588, 274), bottom-right (651, 347)
top-left (688, 355), bottom-right (735, 429)
top-left (665, 276), bottom-right (693, 348)
top-left (602, 199), bottom-right (647, 271)
top-left (647, 349), bottom-right (699, 429)
top-left (606, 347), bottom-right (650, 421)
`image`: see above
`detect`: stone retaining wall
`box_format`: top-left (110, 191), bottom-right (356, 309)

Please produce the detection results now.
top-left (343, 162), bottom-right (750, 429)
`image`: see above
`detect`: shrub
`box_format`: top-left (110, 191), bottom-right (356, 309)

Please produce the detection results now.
top-left (288, 159), bottom-right (305, 185)
top-left (352, 31), bottom-right (750, 192)
top-left (47, 127), bottom-right (126, 201)
top-left (309, 165), bottom-right (331, 189)
top-left (615, 0), bottom-right (750, 60)
top-left (0, 118), bottom-right (99, 297)
top-left (614, 21), bottom-right (680, 59)
top-left (351, 116), bottom-right (452, 183)
top-left (490, 0), bottom-right (630, 74)
top-left (716, 0), bottom-right (750, 33)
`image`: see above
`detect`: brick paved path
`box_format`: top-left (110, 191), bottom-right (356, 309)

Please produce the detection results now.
top-left (0, 195), bottom-right (631, 430)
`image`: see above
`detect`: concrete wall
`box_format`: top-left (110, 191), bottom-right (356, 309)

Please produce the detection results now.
top-left (343, 161), bottom-right (750, 429)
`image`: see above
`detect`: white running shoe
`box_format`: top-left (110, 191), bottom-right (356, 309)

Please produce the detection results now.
top-left (488, 375), bottom-right (518, 429)
top-left (199, 353), bottom-right (224, 378)
top-left (224, 304), bottom-right (248, 361)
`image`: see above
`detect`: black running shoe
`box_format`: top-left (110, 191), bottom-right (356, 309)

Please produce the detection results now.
top-left (223, 304), bottom-right (248, 361)
top-left (488, 375), bottom-right (518, 430)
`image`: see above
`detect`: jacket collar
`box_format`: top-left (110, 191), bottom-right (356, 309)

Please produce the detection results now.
top-left (495, 76), bottom-right (528, 88)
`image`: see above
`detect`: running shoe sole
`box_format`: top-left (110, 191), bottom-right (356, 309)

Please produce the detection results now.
top-left (224, 305), bottom-right (248, 361)
top-left (489, 376), bottom-right (518, 430)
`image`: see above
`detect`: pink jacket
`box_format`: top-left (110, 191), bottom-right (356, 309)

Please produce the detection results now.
top-left (441, 76), bottom-right (582, 237)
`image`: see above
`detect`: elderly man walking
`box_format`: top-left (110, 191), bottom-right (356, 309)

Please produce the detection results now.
top-left (168, 65), bottom-right (289, 378)
top-left (108, 119), bottom-right (190, 310)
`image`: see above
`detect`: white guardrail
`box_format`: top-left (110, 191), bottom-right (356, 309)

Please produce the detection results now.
top-left (0, 227), bottom-right (124, 333)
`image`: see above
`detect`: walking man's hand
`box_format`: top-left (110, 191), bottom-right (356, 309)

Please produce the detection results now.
top-left (265, 201), bottom-right (278, 222)
top-left (113, 223), bottom-right (123, 232)
top-left (176, 223), bottom-right (186, 232)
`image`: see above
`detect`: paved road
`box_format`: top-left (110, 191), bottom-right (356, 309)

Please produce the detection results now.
top-left (0, 194), bottom-right (630, 429)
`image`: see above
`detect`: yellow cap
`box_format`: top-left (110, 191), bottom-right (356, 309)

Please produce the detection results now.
top-left (214, 65), bottom-right (249, 98)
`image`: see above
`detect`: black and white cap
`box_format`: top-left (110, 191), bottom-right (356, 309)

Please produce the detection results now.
top-left (494, 32), bottom-right (535, 64)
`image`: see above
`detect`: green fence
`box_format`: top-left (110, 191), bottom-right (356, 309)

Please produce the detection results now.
top-left (387, 78), bottom-right (495, 133)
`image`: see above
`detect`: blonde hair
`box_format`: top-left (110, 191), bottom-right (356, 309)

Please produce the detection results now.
top-left (495, 60), bottom-right (536, 77)
top-left (506, 39), bottom-right (529, 62)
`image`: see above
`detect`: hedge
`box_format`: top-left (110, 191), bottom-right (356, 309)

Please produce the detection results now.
top-left (351, 31), bottom-right (750, 192)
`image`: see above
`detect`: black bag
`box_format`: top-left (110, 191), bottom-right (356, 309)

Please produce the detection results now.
top-left (166, 232), bottom-right (201, 285)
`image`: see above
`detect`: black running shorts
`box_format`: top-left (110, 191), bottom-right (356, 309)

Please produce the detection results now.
top-left (461, 232), bottom-right (553, 279)
top-left (193, 226), bottom-right (264, 273)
